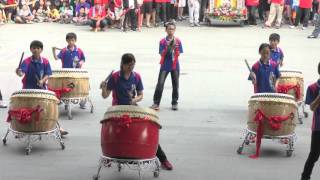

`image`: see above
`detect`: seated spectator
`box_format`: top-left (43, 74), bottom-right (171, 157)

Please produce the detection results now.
top-left (88, 2), bottom-right (107, 32)
top-left (15, 3), bottom-right (34, 23)
top-left (33, 0), bottom-right (50, 22)
top-left (75, 0), bottom-right (91, 16)
top-left (109, 0), bottom-right (124, 29)
top-left (72, 6), bottom-right (88, 25)
top-left (59, 0), bottom-right (73, 23)
top-left (48, 4), bottom-right (60, 22)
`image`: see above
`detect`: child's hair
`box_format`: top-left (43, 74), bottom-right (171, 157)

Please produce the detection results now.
top-left (258, 43), bottom-right (270, 53)
top-left (50, 4), bottom-right (56, 10)
top-left (269, 33), bottom-right (280, 42)
top-left (120, 53), bottom-right (135, 71)
top-left (30, 40), bottom-right (44, 49)
top-left (318, 62), bottom-right (320, 75)
top-left (165, 22), bottom-right (176, 30)
top-left (66, 32), bottom-right (77, 40)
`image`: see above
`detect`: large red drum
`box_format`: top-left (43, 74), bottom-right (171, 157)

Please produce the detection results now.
top-left (100, 105), bottom-right (160, 159)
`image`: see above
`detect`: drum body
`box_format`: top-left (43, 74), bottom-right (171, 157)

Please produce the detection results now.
top-left (48, 68), bottom-right (90, 98)
top-left (9, 89), bottom-right (59, 132)
top-left (101, 105), bottom-right (160, 159)
top-left (247, 93), bottom-right (297, 136)
top-left (276, 70), bottom-right (304, 102)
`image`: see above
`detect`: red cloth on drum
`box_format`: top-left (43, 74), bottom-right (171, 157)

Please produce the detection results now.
top-left (7, 105), bottom-right (43, 124)
top-left (48, 88), bottom-right (73, 100)
top-left (112, 114), bottom-right (151, 131)
top-left (277, 84), bottom-right (301, 100)
top-left (249, 109), bottom-right (293, 159)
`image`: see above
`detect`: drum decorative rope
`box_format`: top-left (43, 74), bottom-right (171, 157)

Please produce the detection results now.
top-left (100, 105), bottom-right (160, 159)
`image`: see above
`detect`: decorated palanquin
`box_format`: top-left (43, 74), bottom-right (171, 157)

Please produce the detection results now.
top-left (206, 0), bottom-right (247, 23)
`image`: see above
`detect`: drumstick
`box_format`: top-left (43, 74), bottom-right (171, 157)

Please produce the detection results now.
top-left (105, 70), bottom-right (114, 82)
top-left (17, 52), bottom-right (25, 69)
top-left (245, 59), bottom-right (254, 81)
top-left (100, 70), bottom-right (114, 89)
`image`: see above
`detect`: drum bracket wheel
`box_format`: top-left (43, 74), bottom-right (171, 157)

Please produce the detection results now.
top-left (93, 155), bottom-right (160, 180)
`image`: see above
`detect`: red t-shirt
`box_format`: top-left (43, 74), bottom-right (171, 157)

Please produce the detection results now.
top-left (154, 0), bottom-right (170, 3)
top-left (143, 0), bottom-right (153, 2)
top-left (246, 0), bottom-right (259, 6)
top-left (299, 0), bottom-right (312, 8)
top-left (7, 0), bottom-right (15, 5)
top-left (271, 0), bottom-right (284, 4)
top-left (88, 7), bottom-right (107, 18)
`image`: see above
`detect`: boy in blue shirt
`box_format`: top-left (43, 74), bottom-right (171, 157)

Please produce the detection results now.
top-left (249, 43), bottom-right (281, 93)
top-left (53, 32), bottom-right (86, 68)
top-left (52, 32), bottom-right (87, 109)
top-left (269, 33), bottom-right (284, 67)
top-left (16, 40), bottom-right (68, 136)
top-left (150, 22), bottom-right (183, 111)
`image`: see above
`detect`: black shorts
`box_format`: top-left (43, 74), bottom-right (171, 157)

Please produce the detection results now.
top-left (259, 0), bottom-right (270, 11)
top-left (141, 2), bottom-right (153, 14)
top-left (5, 7), bottom-right (15, 14)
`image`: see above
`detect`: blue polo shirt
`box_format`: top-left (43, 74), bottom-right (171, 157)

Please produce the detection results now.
top-left (107, 71), bottom-right (144, 105)
top-left (20, 56), bottom-right (52, 89)
top-left (305, 80), bottom-right (320, 131)
top-left (270, 47), bottom-right (284, 64)
top-left (159, 37), bottom-right (183, 72)
top-left (57, 46), bottom-right (85, 68)
top-left (248, 60), bottom-right (280, 93)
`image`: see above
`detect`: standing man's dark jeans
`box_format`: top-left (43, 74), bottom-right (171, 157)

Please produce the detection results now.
top-left (301, 131), bottom-right (320, 179)
top-left (247, 6), bottom-right (257, 25)
top-left (199, 0), bottom-right (209, 22)
top-left (156, 2), bottom-right (167, 24)
top-left (295, 7), bottom-right (311, 27)
top-left (0, 90), bottom-right (2, 101)
top-left (123, 9), bottom-right (137, 30)
top-left (310, 2), bottom-right (319, 20)
top-left (153, 70), bottom-right (179, 105)
top-left (156, 145), bottom-right (168, 162)
top-left (258, 2), bottom-right (265, 21)
top-left (89, 19), bottom-right (108, 28)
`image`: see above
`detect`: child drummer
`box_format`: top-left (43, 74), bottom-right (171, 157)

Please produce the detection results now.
top-left (16, 40), bottom-right (68, 136)
top-left (248, 43), bottom-right (281, 93)
top-left (52, 32), bottom-right (87, 109)
top-left (300, 62), bottom-right (320, 180)
top-left (52, 32), bottom-right (86, 69)
top-left (100, 53), bottom-right (173, 170)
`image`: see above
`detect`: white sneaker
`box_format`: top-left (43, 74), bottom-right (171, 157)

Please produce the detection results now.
top-left (302, 26), bottom-right (307, 30)
top-left (0, 101), bottom-right (7, 108)
top-left (194, 23), bottom-right (200, 27)
top-left (289, 25), bottom-right (295, 29)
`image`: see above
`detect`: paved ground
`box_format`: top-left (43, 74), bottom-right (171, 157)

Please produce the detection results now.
top-left (0, 23), bottom-right (320, 180)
